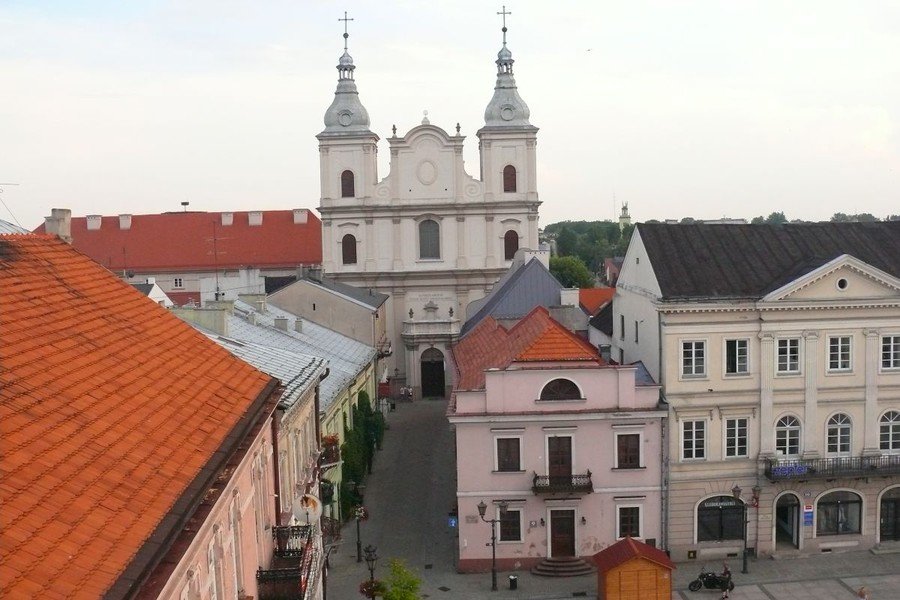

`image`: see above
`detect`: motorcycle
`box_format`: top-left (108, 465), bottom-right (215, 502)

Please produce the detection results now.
top-left (688, 564), bottom-right (734, 592)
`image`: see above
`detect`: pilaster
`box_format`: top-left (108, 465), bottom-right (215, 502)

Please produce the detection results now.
top-left (863, 329), bottom-right (881, 455)
top-left (392, 217), bottom-right (403, 270)
top-left (364, 218), bottom-right (375, 271)
top-left (484, 215), bottom-right (495, 268)
top-left (456, 216), bottom-right (468, 268)
top-left (759, 333), bottom-right (775, 457)
top-left (802, 331), bottom-right (819, 458)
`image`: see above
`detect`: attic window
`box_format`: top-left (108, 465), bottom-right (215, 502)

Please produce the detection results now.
top-left (836, 278), bottom-right (848, 291)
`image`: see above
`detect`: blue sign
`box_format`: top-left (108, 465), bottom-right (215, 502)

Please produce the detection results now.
top-left (772, 464), bottom-right (809, 478)
top-left (803, 510), bottom-right (814, 526)
top-left (448, 517), bottom-right (458, 528)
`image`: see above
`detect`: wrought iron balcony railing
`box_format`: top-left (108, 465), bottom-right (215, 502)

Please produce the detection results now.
top-left (273, 525), bottom-right (312, 558)
top-left (764, 454), bottom-right (900, 482)
top-left (320, 445), bottom-right (340, 467)
top-left (259, 526), bottom-right (318, 600)
top-left (532, 471), bottom-right (593, 495)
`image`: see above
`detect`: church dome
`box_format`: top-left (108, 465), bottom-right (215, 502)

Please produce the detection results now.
top-left (319, 35), bottom-right (373, 136)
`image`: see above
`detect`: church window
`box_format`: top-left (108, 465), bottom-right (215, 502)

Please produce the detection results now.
top-left (503, 165), bottom-right (517, 193)
top-left (341, 234), bottom-right (357, 265)
top-left (341, 170), bottom-right (355, 198)
top-left (419, 219), bottom-right (441, 259)
top-left (504, 230), bottom-right (519, 260)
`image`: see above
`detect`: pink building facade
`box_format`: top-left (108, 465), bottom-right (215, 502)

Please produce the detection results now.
top-left (449, 309), bottom-right (665, 573)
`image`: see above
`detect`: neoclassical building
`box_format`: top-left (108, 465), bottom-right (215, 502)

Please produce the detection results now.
top-left (317, 23), bottom-right (541, 397)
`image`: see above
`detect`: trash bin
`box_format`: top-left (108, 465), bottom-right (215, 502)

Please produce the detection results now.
top-left (508, 575), bottom-right (518, 590)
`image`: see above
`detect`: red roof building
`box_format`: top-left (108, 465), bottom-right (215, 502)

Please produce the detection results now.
top-left (592, 537), bottom-right (675, 600)
top-left (579, 287), bottom-right (615, 315)
top-left (0, 233), bottom-right (281, 598)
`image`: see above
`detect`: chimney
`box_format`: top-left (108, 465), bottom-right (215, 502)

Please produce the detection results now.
top-left (86, 214), bottom-right (102, 231)
top-left (274, 316), bottom-right (289, 331)
top-left (560, 288), bottom-right (580, 307)
top-left (307, 266), bottom-right (323, 282)
top-left (294, 319), bottom-right (303, 333)
top-left (248, 211), bottom-right (263, 226)
top-left (146, 277), bottom-right (156, 285)
top-left (44, 208), bottom-right (73, 243)
top-left (119, 214), bottom-right (132, 230)
top-left (255, 299), bottom-right (266, 313)
top-left (293, 208), bottom-right (309, 224)
top-left (221, 212), bottom-right (234, 226)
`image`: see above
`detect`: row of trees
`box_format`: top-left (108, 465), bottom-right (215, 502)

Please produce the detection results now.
top-left (339, 390), bottom-right (386, 518)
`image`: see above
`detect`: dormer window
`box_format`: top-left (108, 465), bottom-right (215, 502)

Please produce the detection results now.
top-left (341, 170), bottom-right (355, 198)
top-left (539, 378), bottom-right (581, 401)
top-left (503, 165), bottom-right (517, 193)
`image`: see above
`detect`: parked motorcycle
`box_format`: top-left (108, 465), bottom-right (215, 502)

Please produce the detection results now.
top-left (688, 564), bottom-right (734, 592)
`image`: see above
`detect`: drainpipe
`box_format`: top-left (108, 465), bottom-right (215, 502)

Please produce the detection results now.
top-left (317, 367), bottom-right (330, 600)
top-left (271, 411), bottom-right (282, 527)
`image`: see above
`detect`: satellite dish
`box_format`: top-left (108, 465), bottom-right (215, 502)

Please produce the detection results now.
top-left (293, 494), bottom-right (323, 524)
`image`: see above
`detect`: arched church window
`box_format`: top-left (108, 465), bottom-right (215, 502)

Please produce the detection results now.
top-left (419, 219), bottom-right (440, 259)
top-left (341, 170), bottom-right (355, 198)
top-left (504, 230), bottom-right (519, 261)
top-left (503, 165), bottom-right (517, 193)
top-left (341, 234), bottom-right (357, 265)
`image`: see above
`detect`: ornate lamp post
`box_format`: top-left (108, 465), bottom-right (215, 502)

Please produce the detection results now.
top-left (732, 484), bottom-right (761, 574)
top-left (348, 481), bottom-right (367, 563)
top-left (364, 545), bottom-right (378, 600)
top-left (477, 499), bottom-right (508, 592)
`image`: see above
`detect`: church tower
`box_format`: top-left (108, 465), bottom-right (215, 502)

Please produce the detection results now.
top-left (317, 18), bottom-right (379, 274)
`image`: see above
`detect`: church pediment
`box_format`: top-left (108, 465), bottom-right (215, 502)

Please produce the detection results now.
top-left (761, 254), bottom-right (900, 304)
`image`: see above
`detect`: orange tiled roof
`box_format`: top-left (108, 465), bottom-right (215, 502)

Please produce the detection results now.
top-left (579, 287), bottom-right (615, 315)
top-left (452, 307), bottom-right (602, 390)
top-left (0, 234), bottom-right (274, 599)
top-left (592, 536), bottom-right (675, 573)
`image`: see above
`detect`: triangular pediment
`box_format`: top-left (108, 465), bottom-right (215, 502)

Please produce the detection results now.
top-left (762, 254), bottom-right (900, 303)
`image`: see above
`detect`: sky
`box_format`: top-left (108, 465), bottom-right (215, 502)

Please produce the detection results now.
top-left (1, 1), bottom-right (898, 230)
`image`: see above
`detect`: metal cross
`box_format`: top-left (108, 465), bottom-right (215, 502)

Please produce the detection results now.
top-left (497, 5), bottom-right (511, 44)
top-left (339, 11), bottom-right (354, 50)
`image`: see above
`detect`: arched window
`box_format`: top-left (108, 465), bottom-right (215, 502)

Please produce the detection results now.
top-left (419, 219), bottom-right (440, 259)
top-left (341, 234), bottom-right (357, 265)
top-left (504, 230), bottom-right (519, 261)
top-left (816, 490), bottom-right (862, 536)
top-left (827, 414), bottom-right (851, 456)
top-left (882, 411), bottom-right (900, 453)
top-left (775, 416), bottom-right (801, 457)
top-left (539, 378), bottom-right (581, 401)
top-left (503, 165), bottom-right (517, 193)
top-left (697, 495), bottom-right (744, 542)
top-left (341, 170), bottom-right (355, 198)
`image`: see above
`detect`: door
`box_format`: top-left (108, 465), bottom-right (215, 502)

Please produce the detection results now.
top-left (775, 494), bottom-right (800, 549)
top-left (881, 488), bottom-right (900, 542)
top-left (420, 348), bottom-right (445, 398)
top-left (550, 509), bottom-right (576, 557)
top-left (547, 436), bottom-right (573, 485)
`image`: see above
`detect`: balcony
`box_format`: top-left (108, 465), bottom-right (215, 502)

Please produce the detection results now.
top-left (273, 525), bottom-right (311, 558)
top-left (764, 455), bottom-right (900, 482)
top-left (532, 471), bottom-right (593, 495)
top-left (257, 526), bottom-right (318, 600)
top-left (320, 445), bottom-right (340, 468)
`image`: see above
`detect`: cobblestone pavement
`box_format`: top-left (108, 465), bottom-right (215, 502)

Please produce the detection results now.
top-left (325, 400), bottom-right (900, 599)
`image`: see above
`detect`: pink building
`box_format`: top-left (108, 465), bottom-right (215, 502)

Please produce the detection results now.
top-left (449, 307), bottom-right (665, 574)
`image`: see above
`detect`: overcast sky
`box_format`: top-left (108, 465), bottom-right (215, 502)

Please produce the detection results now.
top-left (2, 1), bottom-right (898, 230)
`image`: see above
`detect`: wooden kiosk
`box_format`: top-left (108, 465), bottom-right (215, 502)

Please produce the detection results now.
top-left (591, 537), bottom-right (675, 600)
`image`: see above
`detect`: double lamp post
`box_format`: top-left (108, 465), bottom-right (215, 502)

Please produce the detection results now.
top-left (477, 499), bottom-right (508, 592)
top-left (731, 484), bottom-right (761, 574)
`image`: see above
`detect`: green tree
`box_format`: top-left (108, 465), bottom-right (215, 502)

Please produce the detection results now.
top-left (765, 212), bottom-right (787, 224)
top-left (550, 256), bottom-right (594, 288)
top-left (382, 559), bottom-right (422, 600)
top-left (750, 216), bottom-right (765, 224)
top-left (555, 227), bottom-right (577, 257)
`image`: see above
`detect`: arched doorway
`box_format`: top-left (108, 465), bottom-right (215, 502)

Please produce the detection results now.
top-left (880, 486), bottom-right (900, 542)
top-left (420, 348), bottom-right (445, 398)
top-left (775, 493), bottom-right (800, 549)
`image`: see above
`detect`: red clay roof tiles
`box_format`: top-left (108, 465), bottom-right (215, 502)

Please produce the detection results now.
top-left (0, 234), bottom-right (274, 598)
top-left (578, 287), bottom-right (615, 315)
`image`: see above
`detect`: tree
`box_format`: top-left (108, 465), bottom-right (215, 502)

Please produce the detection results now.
top-left (382, 559), bottom-right (422, 600)
top-left (550, 256), bottom-right (594, 288)
top-left (765, 212), bottom-right (787, 225)
top-left (750, 216), bottom-right (765, 224)
top-left (555, 227), bottom-right (577, 257)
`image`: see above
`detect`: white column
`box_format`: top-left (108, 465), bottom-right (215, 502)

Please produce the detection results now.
top-left (863, 329), bottom-right (881, 455)
top-left (392, 217), bottom-right (403, 270)
top-left (364, 218), bottom-right (375, 271)
top-left (456, 216), bottom-right (467, 268)
top-left (759, 333), bottom-right (775, 456)
top-left (802, 331), bottom-right (819, 458)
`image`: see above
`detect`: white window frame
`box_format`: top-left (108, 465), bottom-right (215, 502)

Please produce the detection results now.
top-left (776, 337), bottom-right (801, 375)
top-left (724, 416), bottom-right (749, 458)
top-left (680, 339), bottom-right (707, 379)
top-left (494, 435), bottom-right (524, 472)
top-left (497, 506), bottom-right (524, 543)
top-left (681, 419), bottom-right (707, 461)
top-left (827, 335), bottom-right (853, 373)
top-left (614, 430), bottom-right (644, 469)
top-left (881, 410), bottom-right (900, 454)
top-left (882, 335), bottom-right (900, 371)
top-left (775, 415), bottom-right (802, 458)
top-left (616, 504), bottom-right (643, 539)
top-left (173, 277), bottom-right (184, 289)
top-left (826, 413), bottom-right (852, 457)
top-left (723, 338), bottom-right (750, 377)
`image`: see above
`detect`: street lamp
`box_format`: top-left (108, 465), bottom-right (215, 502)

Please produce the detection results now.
top-left (477, 499), bottom-right (508, 592)
top-left (732, 484), bottom-right (761, 574)
top-left (348, 481), bottom-right (367, 563)
top-left (364, 545), bottom-right (378, 600)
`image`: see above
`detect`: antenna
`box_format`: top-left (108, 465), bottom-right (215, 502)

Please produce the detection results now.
top-left (181, 201), bottom-right (189, 212)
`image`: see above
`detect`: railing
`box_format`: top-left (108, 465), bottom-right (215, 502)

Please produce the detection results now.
top-left (532, 471), bottom-right (593, 495)
top-left (256, 566), bottom-right (305, 600)
top-left (273, 525), bottom-right (311, 558)
top-left (320, 445), bottom-right (340, 467)
top-left (259, 526), bottom-right (318, 600)
top-left (322, 516), bottom-right (342, 548)
top-left (764, 455), bottom-right (900, 481)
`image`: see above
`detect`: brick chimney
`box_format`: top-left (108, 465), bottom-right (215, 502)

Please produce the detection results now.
top-left (44, 208), bottom-right (73, 244)
top-left (86, 215), bottom-right (102, 231)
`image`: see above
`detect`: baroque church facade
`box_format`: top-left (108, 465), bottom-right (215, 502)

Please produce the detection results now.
top-left (317, 23), bottom-right (541, 398)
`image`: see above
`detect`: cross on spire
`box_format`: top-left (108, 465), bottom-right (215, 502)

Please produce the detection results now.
top-left (339, 11), bottom-right (354, 50)
top-left (497, 5), bottom-right (511, 45)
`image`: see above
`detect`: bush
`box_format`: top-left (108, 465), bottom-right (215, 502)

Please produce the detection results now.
top-left (382, 559), bottom-right (422, 600)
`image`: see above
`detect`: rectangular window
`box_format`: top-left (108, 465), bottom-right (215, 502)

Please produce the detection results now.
top-left (634, 320), bottom-right (639, 344)
top-left (617, 506), bottom-right (641, 538)
top-left (725, 418), bottom-right (748, 458)
top-left (682, 420), bottom-right (706, 460)
top-left (725, 339), bottom-right (749, 375)
top-left (620, 315), bottom-right (625, 340)
top-left (498, 508), bottom-right (522, 542)
top-left (882, 335), bottom-right (900, 370)
top-left (616, 433), bottom-right (641, 469)
top-left (828, 336), bottom-right (852, 372)
top-left (495, 437), bottom-right (521, 472)
top-left (681, 341), bottom-right (706, 377)
top-left (173, 277), bottom-right (184, 289)
top-left (777, 338), bottom-right (800, 374)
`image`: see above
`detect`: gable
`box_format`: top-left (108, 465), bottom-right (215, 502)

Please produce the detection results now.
top-left (763, 255), bottom-right (900, 303)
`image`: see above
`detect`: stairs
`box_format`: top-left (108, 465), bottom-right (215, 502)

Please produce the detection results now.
top-left (530, 557), bottom-right (595, 577)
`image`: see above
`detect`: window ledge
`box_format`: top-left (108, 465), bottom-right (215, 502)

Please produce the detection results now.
top-left (723, 373), bottom-right (751, 378)
top-left (493, 470), bottom-right (526, 474)
top-left (612, 466), bottom-right (646, 471)
top-left (534, 398), bottom-right (587, 404)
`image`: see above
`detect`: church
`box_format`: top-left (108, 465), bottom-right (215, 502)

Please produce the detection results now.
top-left (317, 15), bottom-right (542, 398)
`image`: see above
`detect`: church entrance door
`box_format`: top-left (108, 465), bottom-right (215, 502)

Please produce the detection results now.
top-left (420, 348), bottom-right (445, 398)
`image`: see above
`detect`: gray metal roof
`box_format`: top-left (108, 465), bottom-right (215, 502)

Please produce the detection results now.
top-left (0, 220), bottom-right (29, 234)
top-left (298, 275), bottom-right (389, 309)
top-left (130, 283), bottom-right (153, 296)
